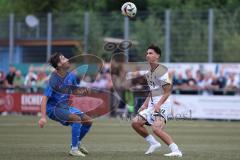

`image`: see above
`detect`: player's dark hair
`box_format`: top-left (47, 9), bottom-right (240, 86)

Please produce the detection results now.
top-left (147, 44), bottom-right (161, 56)
top-left (48, 53), bottom-right (62, 69)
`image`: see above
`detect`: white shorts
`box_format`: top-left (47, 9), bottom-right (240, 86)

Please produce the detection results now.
top-left (138, 96), bottom-right (171, 125)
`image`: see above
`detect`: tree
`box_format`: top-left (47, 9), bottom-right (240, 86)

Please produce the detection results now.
top-left (131, 15), bottom-right (164, 61)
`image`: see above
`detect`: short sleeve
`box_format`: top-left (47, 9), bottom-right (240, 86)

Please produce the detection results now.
top-left (44, 85), bottom-right (53, 97)
top-left (45, 72), bottom-right (58, 97)
top-left (159, 72), bottom-right (172, 86)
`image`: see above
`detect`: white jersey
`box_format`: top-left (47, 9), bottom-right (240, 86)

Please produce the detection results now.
top-left (138, 64), bottom-right (172, 124)
top-left (145, 64), bottom-right (171, 99)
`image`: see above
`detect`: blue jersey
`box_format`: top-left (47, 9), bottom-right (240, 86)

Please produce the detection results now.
top-left (45, 71), bottom-right (78, 108)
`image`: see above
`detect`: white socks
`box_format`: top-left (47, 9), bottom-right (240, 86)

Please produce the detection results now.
top-left (169, 143), bottom-right (179, 152)
top-left (71, 146), bottom-right (78, 151)
top-left (145, 135), bottom-right (159, 145)
top-left (145, 135), bottom-right (180, 153)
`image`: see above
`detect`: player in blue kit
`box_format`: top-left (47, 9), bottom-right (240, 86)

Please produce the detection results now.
top-left (38, 53), bottom-right (92, 157)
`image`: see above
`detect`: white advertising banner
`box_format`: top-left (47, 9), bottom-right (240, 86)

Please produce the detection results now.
top-left (171, 95), bottom-right (240, 120)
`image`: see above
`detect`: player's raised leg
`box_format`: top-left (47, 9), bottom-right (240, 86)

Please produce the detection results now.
top-left (131, 114), bottom-right (161, 154)
top-left (152, 116), bottom-right (182, 157)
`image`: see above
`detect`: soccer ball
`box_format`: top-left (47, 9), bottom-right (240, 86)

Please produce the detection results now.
top-left (121, 2), bottom-right (137, 18)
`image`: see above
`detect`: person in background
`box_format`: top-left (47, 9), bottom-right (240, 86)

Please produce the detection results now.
top-left (201, 71), bottom-right (213, 94)
top-left (217, 70), bottom-right (227, 89)
top-left (196, 70), bottom-right (205, 90)
top-left (0, 71), bottom-right (6, 89)
top-left (185, 69), bottom-right (198, 90)
top-left (210, 75), bottom-right (221, 91)
top-left (24, 67), bottom-right (38, 93)
top-left (13, 70), bottom-right (25, 91)
top-left (6, 65), bottom-right (16, 91)
top-left (225, 72), bottom-right (239, 92)
top-left (36, 68), bottom-right (48, 91)
top-left (173, 73), bottom-right (186, 90)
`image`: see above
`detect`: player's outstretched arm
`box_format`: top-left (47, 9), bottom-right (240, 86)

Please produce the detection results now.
top-left (38, 96), bottom-right (48, 128)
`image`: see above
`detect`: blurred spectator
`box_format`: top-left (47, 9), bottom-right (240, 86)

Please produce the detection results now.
top-left (218, 70), bottom-right (227, 89)
top-left (225, 73), bottom-right (239, 91)
top-left (185, 69), bottom-right (198, 90)
top-left (123, 89), bottom-right (134, 119)
top-left (24, 67), bottom-right (38, 93)
top-left (210, 75), bottom-right (221, 90)
top-left (173, 73), bottom-right (187, 90)
top-left (196, 70), bottom-right (205, 90)
top-left (13, 70), bottom-right (24, 90)
top-left (5, 65), bottom-right (16, 89)
top-left (0, 71), bottom-right (6, 88)
top-left (91, 72), bottom-right (112, 89)
top-left (36, 68), bottom-right (48, 90)
top-left (131, 75), bottom-right (148, 114)
top-left (201, 71), bottom-right (213, 90)
top-left (1, 63), bottom-right (239, 96)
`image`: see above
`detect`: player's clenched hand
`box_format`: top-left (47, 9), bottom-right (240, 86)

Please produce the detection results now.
top-left (38, 117), bottom-right (47, 128)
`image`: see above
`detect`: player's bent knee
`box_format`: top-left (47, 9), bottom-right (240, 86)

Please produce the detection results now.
top-left (132, 117), bottom-right (138, 123)
top-left (131, 119), bottom-right (143, 129)
top-left (131, 120), bottom-right (138, 128)
top-left (132, 116), bottom-right (139, 124)
top-left (131, 123), bottom-right (138, 130)
top-left (132, 116), bottom-right (143, 123)
top-left (69, 114), bottom-right (82, 122)
top-left (82, 115), bottom-right (93, 125)
top-left (84, 119), bottom-right (93, 125)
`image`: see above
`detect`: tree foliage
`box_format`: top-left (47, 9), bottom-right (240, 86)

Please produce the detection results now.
top-left (1, 0), bottom-right (240, 15)
top-left (1, 0), bottom-right (240, 62)
top-left (131, 15), bottom-right (164, 61)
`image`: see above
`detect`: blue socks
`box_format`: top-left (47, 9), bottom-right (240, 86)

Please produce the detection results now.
top-left (71, 123), bottom-right (92, 148)
top-left (71, 123), bottom-right (81, 148)
top-left (79, 124), bottom-right (92, 143)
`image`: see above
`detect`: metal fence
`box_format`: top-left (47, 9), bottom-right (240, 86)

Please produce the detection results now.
top-left (0, 9), bottom-right (240, 68)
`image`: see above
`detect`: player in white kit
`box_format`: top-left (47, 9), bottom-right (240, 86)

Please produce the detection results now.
top-left (131, 44), bottom-right (182, 157)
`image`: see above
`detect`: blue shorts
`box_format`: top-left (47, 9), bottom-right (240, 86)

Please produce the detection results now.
top-left (47, 106), bottom-right (84, 126)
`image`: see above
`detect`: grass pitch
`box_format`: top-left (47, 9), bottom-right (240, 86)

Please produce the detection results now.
top-left (0, 116), bottom-right (240, 160)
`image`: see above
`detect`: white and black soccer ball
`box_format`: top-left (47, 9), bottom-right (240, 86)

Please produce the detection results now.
top-left (121, 2), bottom-right (137, 18)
